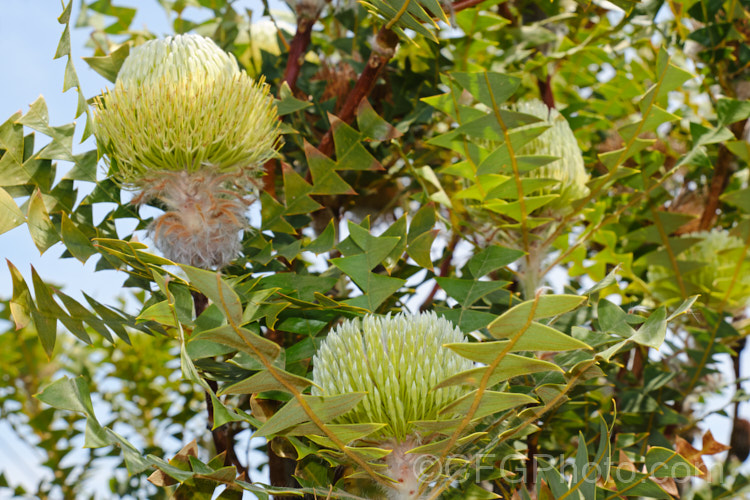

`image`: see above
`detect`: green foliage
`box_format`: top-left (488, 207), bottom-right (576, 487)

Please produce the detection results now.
top-left (2, 0), bottom-right (750, 498)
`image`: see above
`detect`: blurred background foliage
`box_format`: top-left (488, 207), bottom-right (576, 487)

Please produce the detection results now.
top-left (1, 0), bottom-right (749, 497)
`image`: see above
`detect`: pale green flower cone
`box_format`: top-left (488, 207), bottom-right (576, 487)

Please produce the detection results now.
top-left (648, 229), bottom-right (750, 311)
top-left (506, 98), bottom-right (589, 208)
top-left (92, 34), bottom-right (281, 268)
top-left (312, 312), bottom-right (473, 499)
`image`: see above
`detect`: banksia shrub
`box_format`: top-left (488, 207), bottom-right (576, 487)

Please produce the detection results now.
top-left (648, 229), bottom-right (750, 311)
top-left (312, 312), bottom-right (473, 499)
top-left (93, 34), bottom-right (281, 268)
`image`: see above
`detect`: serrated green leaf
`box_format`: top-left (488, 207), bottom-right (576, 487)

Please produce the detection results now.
top-left (467, 245), bottom-right (525, 277)
top-left (435, 354), bottom-right (561, 388)
top-left (60, 213), bottom-right (96, 262)
top-left (721, 187), bottom-right (750, 212)
top-left (0, 187), bottom-right (24, 235)
top-left (631, 306), bottom-right (667, 349)
top-left (191, 324), bottom-right (281, 362)
top-left (608, 469), bottom-right (672, 498)
top-left (82, 43), bottom-right (130, 83)
top-left (260, 191), bottom-right (296, 234)
top-left (439, 390), bottom-right (537, 420)
top-left (408, 203), bottom-right (436, 241)
top-left (330, 115), bottom-right (383, 171)
top-left (451, 71), bottom-right (521, 109)
top-left (357, 99), bottom-right (402, 142)
top-left (137, 300), bottom-right (176, 327)
top-left (254, 393), bottom-right (366, 437)
top-left (437, 307), bottom-right (498, 333)
top-left (538, 458), bottom-right (569, 498)
top-left (597, 299), bottom-right (636, 338)
top-left (436, 277), bottom-right (509, 306)
top-left (283, 162), bottom-right (323, 215)
top-left (36, 375), bottom-right (96, 416)
top-left (406, 230), bottom-right (437, 270)
top-left (408, 431), bottom-right (486, 455)
top-left (488, 295), bottom-right (586, 335)
top-left (7, 260), bottom-right (33, 330)
top-left (646, 447), bottom-right (702, 478)
top-left (305, 141), bottom-right (355, 196)
top-left (220, 368), bottom-right (313, 395)
top-left (715, 98), bottom-right (750, 128)
top-left (305, 220), bottom-right (336, 254)
top-left (276, 81), bottom-right (313, 116)
top-left (344, 272), bottom-right (405, 311)
top-left (180, 266), bottom-right (242, 325)
top-left (490, 321), bottom-right (590, 350)
top-left (484, 195), bottom-right (558, 221)
top-left (287, 422), bottom-right (386, 442)
top-left (27, 189), bottom-right (59, 254)
top-left (476, 126), bottom-right (551, 176)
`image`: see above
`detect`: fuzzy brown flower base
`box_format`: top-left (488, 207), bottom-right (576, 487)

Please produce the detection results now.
top-left (133, 170), bottom-right (252, 269)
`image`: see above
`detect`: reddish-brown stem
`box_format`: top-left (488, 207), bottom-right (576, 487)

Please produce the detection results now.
top-left (452, 0), bottom-right (489, 14)
top-left (204, 379), bottom-right (245, 472)
top-left (537, 72), bottom-right (556, 109)
top-left (282, 17), bottom-right (315, 91)
top-left (261, 329), bottom-right (298, 496)
top-left (318, 27), bottom-right (399, 157)
top-left (267, 437), bottom-right (298, 497)
top-left (262, 159), bottom-right (278, 199)
top-left (699, 121), bottom-right (746, 230)
top-left (191, 290), bottom-right (209, 317)
top-left (525, 432), bottom-right (539, 493)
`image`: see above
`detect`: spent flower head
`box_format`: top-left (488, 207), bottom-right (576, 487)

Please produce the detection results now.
top-left (648, 229), bottom-right (750, 311)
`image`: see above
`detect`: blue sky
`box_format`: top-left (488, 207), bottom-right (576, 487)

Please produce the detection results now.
top-left (0, 2), bottom-right (170, 306)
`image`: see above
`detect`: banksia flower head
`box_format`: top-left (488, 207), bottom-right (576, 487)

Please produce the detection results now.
top-left (312, 312), bottom-right (472, 499)
top-left (648, 229), bottom-right (750, 312)
top-left (506, 99), bottom-right (589, 208)
top-left (92, 34), bottom-right (281, 268)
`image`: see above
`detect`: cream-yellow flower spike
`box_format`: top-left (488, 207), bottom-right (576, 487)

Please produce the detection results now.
top-left (92, 34), bottom-right (281, 268)
top-left (94, 34), bottom-right (280, 186)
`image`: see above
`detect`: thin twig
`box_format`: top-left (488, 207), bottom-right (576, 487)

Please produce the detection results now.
top-left (525, 431), bottom-right (539, 493)
top-left (451, 0), bottom-right (489, 14)
top-left (282, 17), bottom-right (315, 91)
top-left (698, 121), bottom-right (746, 229)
